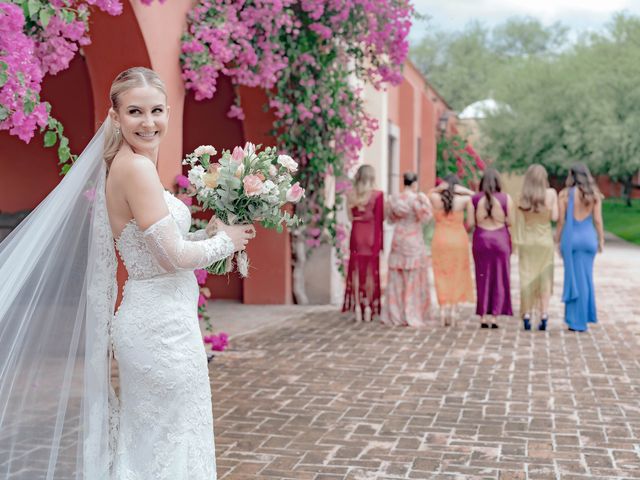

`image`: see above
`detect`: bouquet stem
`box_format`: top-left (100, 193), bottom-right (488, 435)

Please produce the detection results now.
top-left (207, 251), bottom-right (249, 278)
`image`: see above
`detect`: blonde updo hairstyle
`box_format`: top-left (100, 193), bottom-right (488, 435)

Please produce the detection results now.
top-left (352, 164), bottom-right (376, 207)
top-left (103, 67), bottom-right (167, 167)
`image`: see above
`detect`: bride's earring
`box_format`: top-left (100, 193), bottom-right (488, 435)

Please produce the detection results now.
top-left (115, 126), bottom-right (121, 136)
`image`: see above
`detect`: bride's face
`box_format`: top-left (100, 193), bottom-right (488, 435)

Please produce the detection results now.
top-left (112, 85), bottom-right (169, 155)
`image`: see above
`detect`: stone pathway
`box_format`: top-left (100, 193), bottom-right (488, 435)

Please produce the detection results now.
top-left (211, 237), bottom-right (640, 479)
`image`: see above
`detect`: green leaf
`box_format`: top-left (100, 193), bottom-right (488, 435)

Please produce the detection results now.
top-left (27, 0), bottom-right (41, 18)
top-left (43, 131), bottom-right (57, 147)
top-left (39, 7), bottom-right (52, 27)
top-left (58, 145), bottom-right (71, 162)
top-left (61, 163), bottom-right (72, 175)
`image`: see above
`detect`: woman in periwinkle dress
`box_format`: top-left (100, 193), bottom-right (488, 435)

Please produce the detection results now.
top-left (382, 172), bottom-right (432, 327)
top-left (514, 164), bottom-right (558, 331)
top-left (471, 168), bottom-right (514, 328)
top-left (555, 163), bottom-right (604, 332)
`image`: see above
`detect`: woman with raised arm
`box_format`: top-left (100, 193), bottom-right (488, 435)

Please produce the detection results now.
top-left (556, 163), bottom-right (604, 332)
top-left (342, 164), bottom-right (384, 322)
top-left (514, 164), bottom-right (558, 331)
top-left (382, 172), bottom-right (432, 327)
top-left (0, 67), bottom-right (255, 479)
top-left (429, 174), bottom-right (475, 327)
top-left (471, 168), bottom-right (514, 329)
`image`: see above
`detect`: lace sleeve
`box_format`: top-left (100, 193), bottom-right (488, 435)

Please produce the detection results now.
top-left (143, 215), bottom-right (234, 272)
top-left (185, 229), bottom-right (209, 241)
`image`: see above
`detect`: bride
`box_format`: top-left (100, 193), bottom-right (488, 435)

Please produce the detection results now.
top-left (0, 67), bottom-right (254, 479)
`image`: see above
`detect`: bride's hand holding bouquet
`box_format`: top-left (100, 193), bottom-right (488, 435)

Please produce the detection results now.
top-left (183, 142), bottom-right (304, 276)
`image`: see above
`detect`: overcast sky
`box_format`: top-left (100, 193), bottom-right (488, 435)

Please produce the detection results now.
top-left (410, 0), bottom-right (640, 38)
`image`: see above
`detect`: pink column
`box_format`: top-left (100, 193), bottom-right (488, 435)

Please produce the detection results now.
top-left (130, 0), bottom-right (194, 188)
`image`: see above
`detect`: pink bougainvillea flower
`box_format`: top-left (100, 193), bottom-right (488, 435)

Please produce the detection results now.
top-left (83, 187), bottom-right (96, 202)
top-left (176, 174), bottom-right (190, 189)
top-left (177, 193), bottom-right (193, 206)
top-left (198, 293), bottom-right (207, 307)
top-left (194, 269), bottom-right (208, 285)
top-left (227, 104), bottom-right (245, 120)
top-left (203, 332), bottom-right (229, 351)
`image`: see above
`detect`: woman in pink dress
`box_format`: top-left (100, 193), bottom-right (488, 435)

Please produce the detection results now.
top-left (382, 172), bottom-right (433, 327)
top-left (342, 165), bottom-right (384, 322)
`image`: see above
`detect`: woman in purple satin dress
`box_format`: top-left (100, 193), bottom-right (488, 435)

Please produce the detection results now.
top-left (471, 168), bottom-right (514, 328)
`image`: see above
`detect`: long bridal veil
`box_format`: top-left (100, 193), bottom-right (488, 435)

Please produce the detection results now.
top-left (0, 125), bottom-right (116, 479)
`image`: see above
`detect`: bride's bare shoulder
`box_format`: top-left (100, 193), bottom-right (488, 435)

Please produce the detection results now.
top-left (111, 152), bottom-right (161, 190)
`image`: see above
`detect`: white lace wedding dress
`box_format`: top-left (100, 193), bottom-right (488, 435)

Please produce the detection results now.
top-left (111, 190), bottom-right (233, 479)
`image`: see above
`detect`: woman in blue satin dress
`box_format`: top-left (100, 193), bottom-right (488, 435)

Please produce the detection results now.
top-left (555, 164), bottom-right (605, 332)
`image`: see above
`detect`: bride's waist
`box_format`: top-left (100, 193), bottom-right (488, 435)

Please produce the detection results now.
top-left (123, 270), bottom-right (197, 293)
top-left (126, 269), bottom-right (195, 282)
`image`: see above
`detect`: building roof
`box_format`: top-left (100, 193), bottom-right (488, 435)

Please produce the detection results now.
top-left (459, 98), bottom-right (505, 119)
top-left (404, 59), bottom-right (453, 111)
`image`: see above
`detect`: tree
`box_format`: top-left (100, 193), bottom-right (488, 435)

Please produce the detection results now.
top-left (411, 22), bottom-right (500, 110)
top-left (410, 16), bottom-right (569, 111)
top-left (481, 13), bottom-right (640, 205)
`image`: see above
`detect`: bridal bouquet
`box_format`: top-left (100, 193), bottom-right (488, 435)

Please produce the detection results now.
top-left (183, 142), bottom-right (304, 277)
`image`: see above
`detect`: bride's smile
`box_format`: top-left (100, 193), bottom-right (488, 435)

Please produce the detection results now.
top-left (110, 85), bottom-right (170, 161)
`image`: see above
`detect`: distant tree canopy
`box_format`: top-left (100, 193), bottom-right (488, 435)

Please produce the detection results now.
top-left (411, 14), bottom-right (640, 202)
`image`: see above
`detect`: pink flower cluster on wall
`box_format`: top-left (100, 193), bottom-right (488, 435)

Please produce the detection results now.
top-left (180, 0), bottom-right (413, 267)
top-left (0, 0), bottom-right (159, 170)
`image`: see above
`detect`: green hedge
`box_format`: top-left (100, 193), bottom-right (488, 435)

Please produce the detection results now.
top-left (602, 199), bottom-right (640, 245)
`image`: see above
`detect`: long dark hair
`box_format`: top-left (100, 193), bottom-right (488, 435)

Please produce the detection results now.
top-left (479, 168), bottom-right (502, 219)
top-left (566, 163), bottom-right (597, 206)
top-left (442, 174), bottom-right (460, 214)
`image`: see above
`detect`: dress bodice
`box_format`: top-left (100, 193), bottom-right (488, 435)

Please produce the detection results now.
top-left (115, 191), bottom-right (191, 280)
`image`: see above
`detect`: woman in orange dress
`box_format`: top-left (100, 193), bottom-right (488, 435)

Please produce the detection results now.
top-left (429, 174), bottom-right (475, 326)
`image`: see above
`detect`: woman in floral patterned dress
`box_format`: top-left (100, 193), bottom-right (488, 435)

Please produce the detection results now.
top-left (382, 172), bottom-right (432, 327)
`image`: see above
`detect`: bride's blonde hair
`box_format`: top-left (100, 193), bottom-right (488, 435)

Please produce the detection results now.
top-left (103, 67), bottom-right (167, 167)
top-left (351, 164), bottom-right (376, 206)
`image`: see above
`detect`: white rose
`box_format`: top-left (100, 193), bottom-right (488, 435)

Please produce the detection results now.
top-left (277, 154), bottom-right (298, 173)
top-left (194, 145), bottom-right (217, 157)
top-left (188, 165), bottom-right (206, 190)
top-left (268, 164), bottom-right (278, 177)
top-left (262, 180), bottom-right (277, 194)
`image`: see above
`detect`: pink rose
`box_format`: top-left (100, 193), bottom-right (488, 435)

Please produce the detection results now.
top-left (243, 174), bottom-right (264, 196)
top-left (231, 146), bottom-right (244, 163)
top-left (286, 182), bottom-right (304, 203)
top-left (277, 154), bottom-right (298, 173)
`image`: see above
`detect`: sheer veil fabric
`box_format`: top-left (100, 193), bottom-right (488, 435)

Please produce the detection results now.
top-left (0, 126), bottom-right (116, 478)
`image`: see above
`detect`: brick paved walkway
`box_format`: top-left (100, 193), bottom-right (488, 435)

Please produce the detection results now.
top-left (211, 238), bottom-right (640, 480)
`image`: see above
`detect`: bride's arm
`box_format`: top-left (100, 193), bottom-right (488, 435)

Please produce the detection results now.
top-left (124, 156), bottom-right (235, 271)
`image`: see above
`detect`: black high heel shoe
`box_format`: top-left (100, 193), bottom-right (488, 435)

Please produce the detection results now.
top-left (538, 316), bottom-right (548, 331)
top-left (523, 315), bottom-right (531, 331)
